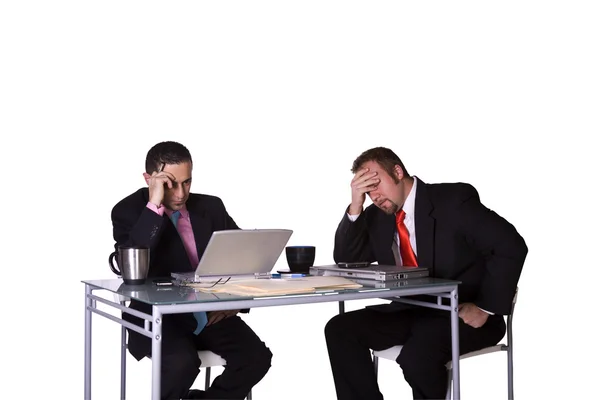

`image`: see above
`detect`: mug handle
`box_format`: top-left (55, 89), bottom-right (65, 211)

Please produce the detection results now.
top-left (109, 251), bottom-right (122, 276)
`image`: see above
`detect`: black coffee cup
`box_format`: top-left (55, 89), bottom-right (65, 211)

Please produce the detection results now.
top-left (285, 246), bottom-right (316, 273)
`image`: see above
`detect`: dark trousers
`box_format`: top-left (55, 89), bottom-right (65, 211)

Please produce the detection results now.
top-left (324, 307), bottom-right (506, 400)
top-left (140, 314), bottom-right (272, 400)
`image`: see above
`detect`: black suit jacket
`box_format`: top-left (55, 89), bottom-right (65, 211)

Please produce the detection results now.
top-left (334, 178), bottom-right (528, 315)
top-left (111, 188), bottom-right (240, 360)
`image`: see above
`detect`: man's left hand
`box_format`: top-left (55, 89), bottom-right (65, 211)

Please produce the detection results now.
top-left (206, 309), bottom-right (240, 326)
top-left (458, 303), bottom-right (489, 328)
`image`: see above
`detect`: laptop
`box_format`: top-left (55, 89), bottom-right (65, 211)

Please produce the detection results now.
top-left (171, 229), bottom-right (293, 282)
top-left (309, 263), bottom-right (429, 282)
top-left (349, 276), bottom-right (434, 289)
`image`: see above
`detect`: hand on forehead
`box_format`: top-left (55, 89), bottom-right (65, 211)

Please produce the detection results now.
top-left (160, 162), bottom-right (192, 183)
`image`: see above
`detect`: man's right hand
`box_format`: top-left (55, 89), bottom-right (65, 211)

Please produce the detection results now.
top-left (147, 171), bottom-right (175, 207)
top-left (349, 168), bottom-right (380, 215)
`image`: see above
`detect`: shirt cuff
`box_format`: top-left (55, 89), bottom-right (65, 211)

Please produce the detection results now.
top-left (478, 307), bottom-right (494, 315)
top-left (346, 213), bottom-right (360, 222)
top-left (146, 202), bottom-right (165, 216)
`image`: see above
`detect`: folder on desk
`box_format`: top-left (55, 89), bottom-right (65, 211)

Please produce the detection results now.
top-left (189, 276), bottom-right (362, 296)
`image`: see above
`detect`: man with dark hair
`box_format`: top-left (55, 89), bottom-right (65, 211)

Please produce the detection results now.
top-left (111, 141), bottom-right (272, 399)
top-left (324, 146), bottom-right (528, 399)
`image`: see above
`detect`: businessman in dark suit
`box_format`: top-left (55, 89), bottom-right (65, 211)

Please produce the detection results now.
top-left (111, 141), bottom-right (272, 400)
top-left (324, 147), bottom-right (528, 400)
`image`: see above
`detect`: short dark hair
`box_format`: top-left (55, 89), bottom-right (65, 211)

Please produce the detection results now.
top-left (145, 141), bottom-right (193, 174)
top-left (351, 146), bottom-right (409, 183)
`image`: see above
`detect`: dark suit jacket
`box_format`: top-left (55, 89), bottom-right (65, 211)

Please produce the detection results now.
top-left (111, 188), bottom-right (240, 360)
top-left (334, 178), bottom-right (528, 316)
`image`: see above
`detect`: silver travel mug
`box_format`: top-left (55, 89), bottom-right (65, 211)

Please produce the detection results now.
top-left (109, 245), bottom-right (150, 285)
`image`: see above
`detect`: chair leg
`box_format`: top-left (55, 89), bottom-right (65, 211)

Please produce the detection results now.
top-left (507, 347), bottom-right (514, 400)
top-left (372, 355), bottom-right (379, 378)
top-left (445, 368), bottom-right (452, 400)
top-left (204, 367), bottom-right (211, 390)
top-left (247, 389), bottom-right (253, 400)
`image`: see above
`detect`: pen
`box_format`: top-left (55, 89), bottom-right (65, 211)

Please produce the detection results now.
top-left (271, 273), bottom-right (308, 279)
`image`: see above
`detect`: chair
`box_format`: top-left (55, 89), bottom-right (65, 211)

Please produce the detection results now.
top-left (370, 288), bottom-right (518, 400)
top-left (113, 294), bottom-right (252, 399)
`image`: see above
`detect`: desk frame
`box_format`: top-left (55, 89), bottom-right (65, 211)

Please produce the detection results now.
top-left (84, 282), bottom-right (461, 400)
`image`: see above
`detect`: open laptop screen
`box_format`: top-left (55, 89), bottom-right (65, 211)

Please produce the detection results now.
top-left (195, 229), bottom-right (293, 277)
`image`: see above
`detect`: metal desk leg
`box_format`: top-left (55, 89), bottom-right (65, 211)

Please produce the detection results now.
top-left (450, 287), bottom-right (461, 399)
top-left (120, 324), bottom-right (127, 400)
top-left (151, 306), bottom-right (163, 400)
top-left (84, 284), bottom-right (92, 400)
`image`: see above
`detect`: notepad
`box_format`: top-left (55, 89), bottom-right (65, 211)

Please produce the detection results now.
top-left (189, 276), bottom-right (362, 296)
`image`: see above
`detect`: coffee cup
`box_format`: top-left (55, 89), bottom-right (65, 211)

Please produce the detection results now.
top-left (109, 245), bottom-right (150, 285)
top-left (285, 246), bottom-right (316, 273)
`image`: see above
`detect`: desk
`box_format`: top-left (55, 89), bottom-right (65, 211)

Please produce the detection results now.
top-left (83, 277), bottom-right (462, 399)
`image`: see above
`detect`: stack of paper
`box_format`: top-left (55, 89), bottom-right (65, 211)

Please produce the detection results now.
top-left (189, 276), bottom-right (362, 296)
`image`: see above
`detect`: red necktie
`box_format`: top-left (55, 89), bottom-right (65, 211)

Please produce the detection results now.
top-left (395, 210), bottom-right (418, 267)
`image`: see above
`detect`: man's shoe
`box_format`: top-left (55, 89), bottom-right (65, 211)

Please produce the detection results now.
top-left (184, 389), bottom-right (205, 399)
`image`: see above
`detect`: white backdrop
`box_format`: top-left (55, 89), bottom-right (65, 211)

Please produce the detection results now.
top-left (1, 1), bottom-right (599, 399)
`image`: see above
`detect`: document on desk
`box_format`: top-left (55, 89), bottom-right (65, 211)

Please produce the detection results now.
top-left (191, 276), bottom-right (362, 296)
